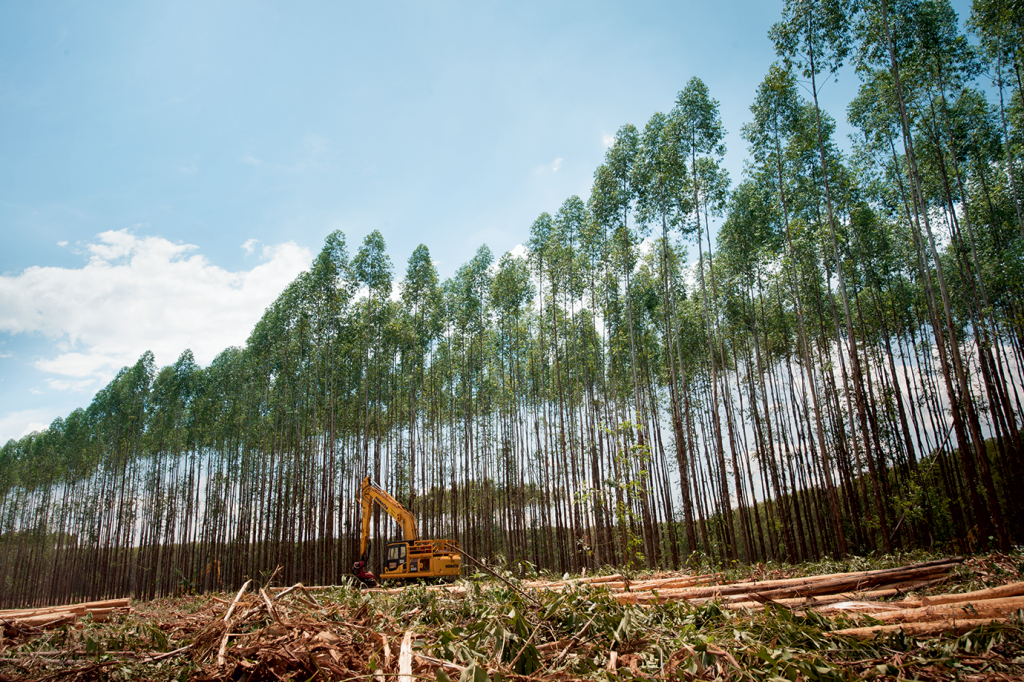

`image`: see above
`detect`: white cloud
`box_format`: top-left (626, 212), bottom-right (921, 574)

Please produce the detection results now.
top-left (21, 423), bottom-right (47, 437)
top-left (509, 244), bottom-right (528, 259)
top-left (602, 134), bottom-right (615, 148)
top-left (0, 229), bottom-right (312, 389)
top-left (242, 238), bottom-right (259, 256)
top-left (57, 241), bottom-right (68, 247)
top-left (551, 158), bottom-right (563, 172)
top-left (0, 410), bottom-right (57, 443)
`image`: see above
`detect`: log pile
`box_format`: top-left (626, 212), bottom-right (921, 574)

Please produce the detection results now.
top-left (0, 599), bottom-right (130, 634)
top-left (515, 558), bottom-right (1023, 639)
top-left (529, 558), bottom-right (961, 609)
top-left (826, 582), bottom-right (1024, 638)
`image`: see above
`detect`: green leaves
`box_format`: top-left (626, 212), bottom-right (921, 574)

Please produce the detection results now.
top-left (353, 229), bottom-right (394, 299)
top-left (770, 0), bottom-right (854, 80)
top-left (458, 661), bottom-right (491, 682)
top-left (673, 77), bottom-right (727, 161)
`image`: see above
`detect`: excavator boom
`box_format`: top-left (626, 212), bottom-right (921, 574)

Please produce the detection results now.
top-left (358, 477), bottom-right (418, 557)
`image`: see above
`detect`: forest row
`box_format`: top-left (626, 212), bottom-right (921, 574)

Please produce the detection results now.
top-left (0, 0), bottom-right (1022, 607)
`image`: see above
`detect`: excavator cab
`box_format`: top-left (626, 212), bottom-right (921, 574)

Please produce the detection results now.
top-left (385, 542), bottom-right (408, 573)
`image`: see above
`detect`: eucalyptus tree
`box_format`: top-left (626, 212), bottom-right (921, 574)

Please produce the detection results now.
top-left (772, 0), bottom-right (872, 555)
top-left (401, 245), bottom-right (441, 510)
top-left (969, 0), bottom-right (1024, 239)
top-left (919, 67), bottom-right (1024, 535)
top-left (578, 190), bottom-right (622, 561)
top-left (551, 196), bottom-right (592, 551)
top-left (527, 211), bottom-right (576, 565)
top-left (716, 180), bottom-right (784, 554)
top-left (490, 251), bottom-right (534, 564)
top-left (352, 230), bottom-right (394, 482)
top-left (591, 127), bottom-right (649, 457)
top-left (855, 0), bottom-right (1011, 549)
top-left (742, 65), bottom-right (848, 558)
top-left (848, 71), bottom-right (948, 507)
top-left (633, 111), bottom-right (698, 554)
top-left (669, 76), bottom-right (744, 559)
top-left (912, 4), bottom-right (1023, 528)
top-left (448, 245), bottom-right (494, 556)
top-left (718, 179), bottom-right (800, 560)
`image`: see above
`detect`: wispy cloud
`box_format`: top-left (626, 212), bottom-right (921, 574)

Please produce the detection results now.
top-left (242, 238), bottom-right (259, 256)
top-left (44, 378), bottom-right (97, 392)
top-left (602, 134), bottom-right (615, 148)
top-left (241, 135), bottom-right (330, 174)
top-left (532, 157), bottom-right (566, 177)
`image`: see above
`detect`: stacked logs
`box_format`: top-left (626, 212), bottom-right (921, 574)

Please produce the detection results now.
top-left (517, 558), bottom-right (1023, 639)
top-left (535, 558), bottom-right (964, 608)
top-left (0, 599), bottom-right (130, 633)
top-left (827, 581), bottom-right (1024, 638)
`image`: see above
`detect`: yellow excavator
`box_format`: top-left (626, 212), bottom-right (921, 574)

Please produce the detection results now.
top-left (351, 476), bottom-right (461, 586)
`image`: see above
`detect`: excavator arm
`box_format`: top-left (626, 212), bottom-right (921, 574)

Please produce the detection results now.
top-left (358, 476), bottom-right (418, 557)
top-left (353, 476), bottom-right (418, 586)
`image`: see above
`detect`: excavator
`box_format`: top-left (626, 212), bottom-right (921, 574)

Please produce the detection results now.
top-left (351, 476), bottom-right (461, 586)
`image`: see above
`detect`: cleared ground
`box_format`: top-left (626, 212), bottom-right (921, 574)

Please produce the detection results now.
top-left (1, 552), bottom-right (1022, 681)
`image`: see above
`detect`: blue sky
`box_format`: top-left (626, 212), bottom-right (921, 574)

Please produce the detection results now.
top-left (0, 0), bottom-right (973, 442)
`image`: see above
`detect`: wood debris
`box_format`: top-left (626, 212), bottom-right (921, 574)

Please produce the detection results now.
top-left (185, 582), bottom-right (452, 682)
top-left (0, 557), bottom-right (1020, 681)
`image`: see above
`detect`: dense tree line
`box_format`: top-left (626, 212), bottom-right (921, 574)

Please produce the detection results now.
top-left (1, 0), bottom-right (1022, 607)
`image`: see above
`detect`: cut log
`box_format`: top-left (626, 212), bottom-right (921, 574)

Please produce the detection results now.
top-left (86, 608), bottom-right (114, 623)
top-left (748, 566), bottom-right (955, 602)
top-left (0, 599), bottom-right (130, 619)
top-left (613, 560), bottom-right (959, 605)
top-left (921, 582), bottom-right (1024, 606)
top-left (872, 596), bottom-right (1024, 623)
top-left (3, 612), bottom-right (77, 629)
top-left (828, 617), bottom-right (1007, 639)
top-left (622, 574), bottom-right (719, 592)
top-left (814, 600), bottom-right (908, 614)
top-left (725, 587), bottom-right (926, 612)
